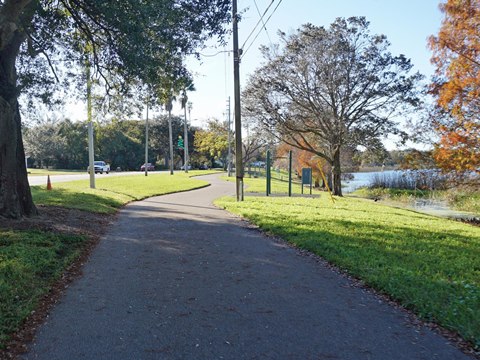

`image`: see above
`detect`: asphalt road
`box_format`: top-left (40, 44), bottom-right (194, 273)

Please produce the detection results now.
top-left (27, 171), bottom-right (166, 186)
top-left (23, 174), bottom-right (472, 359)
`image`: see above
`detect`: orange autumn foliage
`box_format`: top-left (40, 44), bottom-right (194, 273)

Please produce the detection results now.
top-left (433, 121), bottom-right (480, 174)
top-left (429, 0), bottom-right (480, 175)
top-left (276, 142), bottom-right (329, 186)
top-left (429, 0), bottom-right (480, 116)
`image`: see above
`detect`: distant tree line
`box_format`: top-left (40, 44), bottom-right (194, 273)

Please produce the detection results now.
top-left (23, 116), bottom-right (262, 172)
top-left (24, 116), bottom-right (196, 171)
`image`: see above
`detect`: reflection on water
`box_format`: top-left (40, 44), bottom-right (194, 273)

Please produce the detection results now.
top-left (344, 171), bottom-right (478, 221)
top-left (342, 171), bottom-right (392, 194)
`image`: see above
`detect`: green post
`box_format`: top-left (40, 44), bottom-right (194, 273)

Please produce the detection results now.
top-left (266, 150), bottom-right (271, 196)
top-left (310, 169), bottom-right (313, 195)
top-left (288, 150), bottom-right (292, 197)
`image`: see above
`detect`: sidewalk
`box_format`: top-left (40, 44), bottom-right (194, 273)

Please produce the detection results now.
top-left (23, 174), bottom-right (472, 359)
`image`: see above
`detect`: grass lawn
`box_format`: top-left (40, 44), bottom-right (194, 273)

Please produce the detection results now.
top-left (32, 170), bottom-right (218, 213)
top-left (0, 230), bottom-right (85, 347)
top-left (27, 169), bottom-right (84, 176)
top-left (223, 174), bottom-right (313, 195)
top-left (215, 194), bottom-right (480, 348)
top-left (0, 170), bottom-right (220, 349)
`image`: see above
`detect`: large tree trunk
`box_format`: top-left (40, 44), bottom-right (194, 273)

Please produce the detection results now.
top-left (0, 16), bottom-right (37, 218)
top-left (331, 148), bottom-right (343, 196)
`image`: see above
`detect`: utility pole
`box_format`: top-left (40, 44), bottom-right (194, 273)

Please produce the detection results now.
top-left (144, 96), bottom-right (149, 176)
top-left (182, 92), bottom-right (189, 173)
top-left (227, 97), bottom-right (232, 177)
top-left (233, 0), bottom-right (244, 201)
top-left (86, 59), bottom-right (95, 189)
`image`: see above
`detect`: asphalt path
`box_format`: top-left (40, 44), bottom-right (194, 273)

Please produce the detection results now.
top-left (23, 174), bottom-right (472, 359)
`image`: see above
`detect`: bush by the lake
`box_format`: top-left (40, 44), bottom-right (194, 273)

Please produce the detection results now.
top-left (369, 170), bottom-right (448, 191)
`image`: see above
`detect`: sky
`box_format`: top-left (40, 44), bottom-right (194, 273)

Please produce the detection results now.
top-left (61, 1), bottom-right (444, 148)
top-left (181, 0), bottom-right (444, 144)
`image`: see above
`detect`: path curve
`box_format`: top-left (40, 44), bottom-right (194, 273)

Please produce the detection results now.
top-left (24, 174), bottom-right (472, 360)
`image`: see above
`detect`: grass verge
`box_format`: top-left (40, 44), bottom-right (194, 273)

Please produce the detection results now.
top-left (0, 230), bottom-right (86, 347)
top-left (31, 171), bottom-right (216, 213)
top-left (215, 194), bottom-right (480, 348)
top-left (27, 169), bottom-right (84, 176)
top-left (0, 170), bottom-right (219, 349)
top-left (223, 174), bottom-right (311, 195)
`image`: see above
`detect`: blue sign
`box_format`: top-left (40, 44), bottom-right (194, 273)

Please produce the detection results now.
top-left (302, 168), bottom-right (312, 185)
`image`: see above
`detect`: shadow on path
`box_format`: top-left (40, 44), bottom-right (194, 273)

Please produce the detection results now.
top-left (23, 174), bottom-right (472, 360)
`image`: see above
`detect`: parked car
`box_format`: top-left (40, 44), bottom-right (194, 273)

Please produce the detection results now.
top-left (87, 161), bottom-right (110, 174)
top-left (180, 164), bottom-right (192, 170)
top-left (140, 163), bottom-right (155, 171)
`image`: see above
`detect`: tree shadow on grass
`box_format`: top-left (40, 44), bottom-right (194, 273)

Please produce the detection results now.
top-left (31, 186), bottom-right (127, 214)
top-left (261, 216), bottom-right (480, 347)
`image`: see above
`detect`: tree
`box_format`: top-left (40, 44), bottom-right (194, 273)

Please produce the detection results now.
top-left (194, 119), bottom-right (230, 169)
top-left (96, 120), bottom-right (144, 171)
top-left (0, 1), bottom-right (231, 218)
top-left (243, 18), bottom-right (422, 195)
top-left (150, 114), bottom-right (185, 169)
top-left (242, 114), bottom-right (270, 169)
top-left (24, 121), bottom-right (61, 169)
top-left (428, 0), bottom-right (480, 178)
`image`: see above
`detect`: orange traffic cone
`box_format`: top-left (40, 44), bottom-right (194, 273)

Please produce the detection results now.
top-left (47, 175), bottom-right (52, 190)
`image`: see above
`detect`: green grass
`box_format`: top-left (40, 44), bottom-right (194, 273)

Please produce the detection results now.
top-left (0, 230), bottom-right (86, 347)
top-left (27, 169), bottom-right (84, 176)
top-left (223, 174), bottom-right (312, 195)
top-left (215, 194), bottom-right (480, 348)
top-left (32, 171), bottom-right (218, 213)
top-left (0, 170), bottom-right (220, 349)
top-left (446, 190), bottom-right (480, 214)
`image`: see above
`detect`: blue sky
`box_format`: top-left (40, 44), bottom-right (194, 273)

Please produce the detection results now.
top-left (183, 0), bottom-right (444, 134)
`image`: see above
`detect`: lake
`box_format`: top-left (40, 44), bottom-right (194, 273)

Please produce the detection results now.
top-left (342, 170), bottom-right (396, 194)
top-left (343, 170), bottom-right (478, 220)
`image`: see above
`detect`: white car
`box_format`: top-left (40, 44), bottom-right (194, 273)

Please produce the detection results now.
top-left (87, 161), bottom-right (110, 174)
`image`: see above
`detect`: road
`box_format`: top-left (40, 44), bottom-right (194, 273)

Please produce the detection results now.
top-left (23, 174), bottom-right (472, 360)
top-left (27, 171), bottom-right (164, 186)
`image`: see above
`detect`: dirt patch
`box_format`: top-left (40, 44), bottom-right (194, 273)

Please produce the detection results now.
top-left (0, 205), bottom-right (114, 236)
top-left (0, 205), bottom-right (117, 360)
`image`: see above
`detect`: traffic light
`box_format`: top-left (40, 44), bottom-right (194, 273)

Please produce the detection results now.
top-left (177, 136), bottom-right (184, 149)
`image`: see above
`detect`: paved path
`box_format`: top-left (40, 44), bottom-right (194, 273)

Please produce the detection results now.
top-left (24, 174), bottom-right (471, 360)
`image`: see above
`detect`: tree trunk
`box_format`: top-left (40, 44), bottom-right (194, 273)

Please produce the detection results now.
top-left (331, 148), bottom-right (343, 196)
top-left (0, 30), bottom-right (37, 218)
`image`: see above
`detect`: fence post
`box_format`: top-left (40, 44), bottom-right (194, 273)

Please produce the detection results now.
top-left (288, 150), bottom-right (292, 197)
top-left (266, 150), bottom-right (271, 196)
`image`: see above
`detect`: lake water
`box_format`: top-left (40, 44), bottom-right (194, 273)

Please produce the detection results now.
top-left (342, 170), bottom-right (395, 194)
top-left (343, 170), bottom-right (478, 221)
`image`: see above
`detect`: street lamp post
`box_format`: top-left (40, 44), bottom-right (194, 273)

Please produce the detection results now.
top-left (166, 97), bottom-right (174, 175)
top-left (86, 59), bottom-right (95, 189)
top-left (144, 96), bottom-right (149, 176)
top-left (227, 96), bottom-right (232, 177)
top-left (182, 93), bottom-right (189, 173)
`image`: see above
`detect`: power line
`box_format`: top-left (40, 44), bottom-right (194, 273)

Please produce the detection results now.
top-left (240, 0), bottom-right (275, 51)
top-left (198, 50), bottom-right (232, 58)
top-left (253, 0), bottom-right (272, 45)
top-left (242, 0), bottom-right (284, 59)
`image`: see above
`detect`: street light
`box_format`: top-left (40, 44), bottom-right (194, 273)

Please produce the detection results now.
top-left (166, 97), bottom-right (174, 175)
top-left (181, 92), bottom-right (189, 173)
top-left (144, 95), bottom-right (149, 176)
top-left (86, 58), bottom-right (95, 189)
